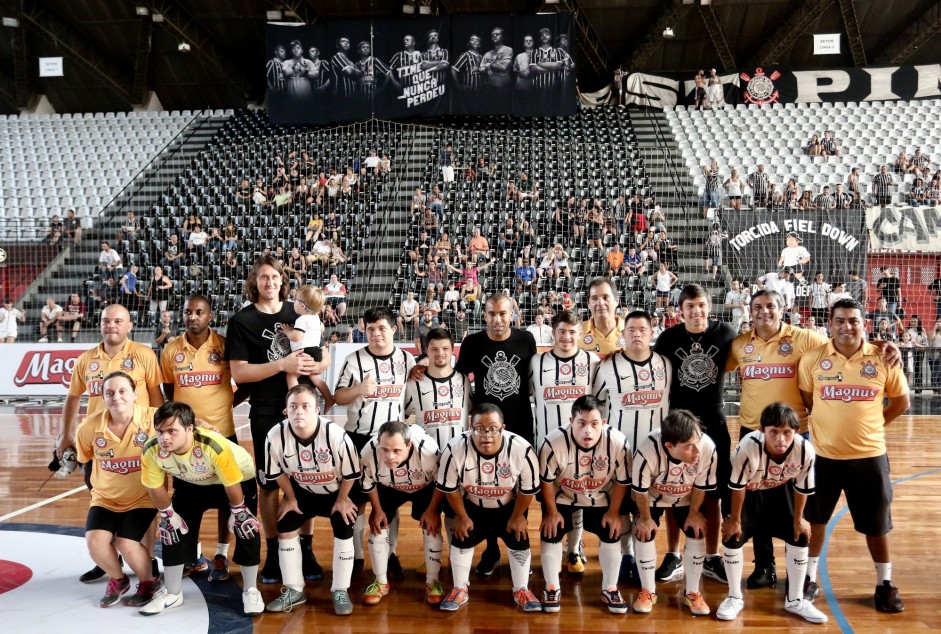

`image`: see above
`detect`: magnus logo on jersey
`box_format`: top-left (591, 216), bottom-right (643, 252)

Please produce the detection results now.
top-left (464, 484), bottom-right (512, 498)
top-left (13, 350), bottom-right (82, 387)
top-left (294, 471), bottom-right (336, 484)
top-left (560, 477), bottom-right (606, 492)
top-left (741, 364), bottom-right (796, 381)
top-left (652, 482), bottom-right (693, 496)
top-left (543, 385), bottom-right (586, 401)
top-left (176, 372), bottom-right (223, 388)
top-left (620, 390), bottom-right (663, 407)
top-left (372, 384), bottom-right (404, 399)
top-left (423, 408), bottom-right (462, 426)
top-left (99, 458), bottom-right (141, 474)
top-left (820, 384), bottom-right (879, 402)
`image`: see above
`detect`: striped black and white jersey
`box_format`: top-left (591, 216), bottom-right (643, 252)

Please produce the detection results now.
top-left (403, 370), bottom-right (472, 447)
top-left (263, 417), bottom-right (360, 495)
top-left (821, 137), bottom-right (837, 154)
top-left (539, 424), bottom-right (630, 508)
top-left (593, 351), bottom-right (671, 450)
top-left (422, 46), bottom-right (449, 85)
top-left (835, 191), bottom-right (854, 208)
top-left (705, 167), bottom-right (719, 191)
top-left (356, 56), bottom-right (390, 97)
top-left (632, 429), bottom-right (717, 507)
top-left (912, 153), bottom-right (930, 169)
top-left (332, 52), bottom-right (358, 98)
top-left (266, 57), bottom-right (285, 91)
top-left (390, 49), bottom-right (422, 83)
top-left (436, 430), bottom-right (539, 509)
top-left (360, 424), bottom-right (439, 494)
top-left (453, 50), bottom-right (482, 90)
top-left (530, 349), bottom-right (600, 447)
top-left (873, 172), bottom-right (895, 196)
top-left (531, 46), bottom-right (563, 89)
top-left (747, 171), bottom-right (770, 193)
top-left (815, 193), bottom-right (835, 208)
top-left (337, 346), bottom-right (416, 437)
top-left (729, 430), bottom-right (815, 494)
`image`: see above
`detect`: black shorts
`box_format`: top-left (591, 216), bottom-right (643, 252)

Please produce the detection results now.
top-left (634, 504), bottom-right (699, 542)
top-left (446, 500), bottom-right (530, 550)
top-left (703, 420), bottom-right (732, 504)
top-left (722, 484), bottom-right (806, 549)
top-left (301, 346), bottom-right (324, 362)
top-left (875, 195), bottom-right (892, 206)
top-left (277, 480), bottom-right (356, 539)
top-left (804, 454), bottom-right (892, 536)
top-left (539, 503), bottom-right (623, 545)
top-left (250, 414), bottom-right (286, 491)
top-left (164, 476), bottom-right (260, 567)
top-left (370, 483), bottom-right (435, 522)
top-left (85, 506), bottom-right (157, 542)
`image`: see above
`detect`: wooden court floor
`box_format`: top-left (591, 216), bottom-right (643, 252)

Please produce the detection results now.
top-left (1, 404), bottom-right (938, 633)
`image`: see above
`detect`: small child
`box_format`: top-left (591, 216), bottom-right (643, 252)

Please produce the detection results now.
top-left (282, 285), bottom-right (335, 412)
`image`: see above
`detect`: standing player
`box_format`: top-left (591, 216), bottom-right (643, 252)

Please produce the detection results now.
top-left (161, 294), bottom-right (249, 582)
top-left (451, 34), bottom-right (483, 92)
top-left (531, 310), bottom-right (600, 572)
top-left (388, 34), bottom-right (422, 92)
top-left (653, 284), bottom-right (736, 584)
top-left (716, 403), bottom-right (827, 623)
top-left (263, 384), bottom-right (362, 615)
top-left (593, 310), bottom-right (671, 583)
top-left (539, 396), bottom-right (630, 613)
top-left (360, 421), bottom-right (445, 606)
top-left (332, 37), bottom-right (361, 99)
top-left (631, 409), bottom-right (718, 616)
top-left (579, 278), bottom-right (625, 356)
top-left (436, 404), bottom-right (542, 613)
top-left (334, 307), bottom-right (415, 575)
top-left (404, 327), bottom-right (472, 448)
top-left (530, 27), bottom-right (564, 91)
top-left (225, 255), bottom-right (330, 584)
top-left (421, 29), bottom-right (449, 88)
top-left (798, 299), bottom-right (909, 613)
top-left (139, 402), bottom-right (263, 616)
top-left (74, 372), bottom-right (160, 608)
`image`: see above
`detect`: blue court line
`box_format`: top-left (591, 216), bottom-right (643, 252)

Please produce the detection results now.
top-left (820, 467), bottom-right (941, 634)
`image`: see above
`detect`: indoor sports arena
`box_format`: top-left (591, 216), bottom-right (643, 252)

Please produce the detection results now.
top-left (0, 1), bottom-right (939, 632)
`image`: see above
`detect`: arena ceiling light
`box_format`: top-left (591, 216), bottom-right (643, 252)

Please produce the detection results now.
top-left (178, 42), bottom-right (191, 53)
top-left (402, 2), bottom-right (415, 14)
top-left (135, 6), bottom-right (149, 16)
top-left (266, 10), bottom-right (283, 20)
top-left (2, 16), bottom-right (19, 27)
top-left (418, 5), bottom-right (432, 14)
top-left (662, 27), bottom-right (675, 39)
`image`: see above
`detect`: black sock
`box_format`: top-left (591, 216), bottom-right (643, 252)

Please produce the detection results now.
top-left (299, 534), bottom-right (313, 553)
top-left (265, 536), bottom-right (278, 560)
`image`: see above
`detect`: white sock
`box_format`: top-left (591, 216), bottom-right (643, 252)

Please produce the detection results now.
top-left (332, 537), bottom-right (354, 592)
top-left (388, 512), bottom-right (400, 555)
top-left (620, 515), bottom-right (635, 556)
top-left (723, 547), bottom-right (744, 600)
top-left (423, 530), bottom-right (443, 582)
top-left (240, 564), bottom-right (258, 589)
top-left (684, 537), bottom-right (706, 595)
top-left (541, 540), bottom-right (564, 589)
top-left (353, 515), bottom-right (365, 560)
top-left (165, 564), bottom-right (184, 595)
top-left (195, 542), bottom-right (203, 558)
top-left (806, 556), bottom-right (819, 582)
top-left (368, 528), bottom-right (390, 584)
top-left (875, 562), bottom-right (892, 584)
top-left (450, 545), bottom-right (474, 589)
top-left (565, 509), bottom-right (584, 555)
top-left (279, 536), bottom-right (304, 592)
top-left (216, 542), bottom-right (230, 558)
top-left (508, 548), bottom-right (531, 592)
top-left (786, 544), bottom-right (809, 603)
top-left (634, 537), bottom-right (658, 593)
top-left (599, 540), bottom-right (621, 591)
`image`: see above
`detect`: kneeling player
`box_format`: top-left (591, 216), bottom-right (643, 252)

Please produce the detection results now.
top-left (632, 409), bottom-right (717, 616)
top-left (264, 384), bottom-right (361, 615)
top-left (717, 402), bottom-right (827, 623)
top-left (436, 403), bottom-right (542, 613)
top-left (361, 421), bottom-right (446, 605)
top-left (539, 395), bottom-right (631, 614)
top-left (139, 401), bottom-right (263, 616)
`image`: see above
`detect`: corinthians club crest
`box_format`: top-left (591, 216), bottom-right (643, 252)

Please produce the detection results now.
top-left (740, 67), bottom-right (780, 105)
top-left (482, 350), bottom-right (521, 401)
top-left (676, 342), bottom-right (720, 392)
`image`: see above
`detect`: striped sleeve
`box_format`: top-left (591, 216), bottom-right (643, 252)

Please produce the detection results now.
top-left (518, 441), bottom-right (540, 496)
top-left (694, 436), bottom-right (718, 491)
top-left (335, 425), bottom-right (361, 481)
top-left (263, 423), bottom-right (286, 482)
top-left (360, 440), bottom-right (379, 493)
top-left (613, 432), bottom-right (631, 486)
top-left (794, 440), bottom-right (816, 495)
top-left (539, 435), bottom-right (560, 483)
top-left (436, 438), bottom-right (461, 492)
top-left (728, 437), bottom-right (755, 490)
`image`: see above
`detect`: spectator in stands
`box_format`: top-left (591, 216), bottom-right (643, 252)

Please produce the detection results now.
top-left (449, 255), bottom-right (493, 302)
top-left (423, 289), bottom-right (443, 323)
top-left (397, 291), bottom-right (420, 340)
top-left (606, 243), bottom-right (625, 278)
top-left (893, 151), bottom-right (910, 174)
top-left (163, 234), bottom-right (183, 275)
top-left (517, 173), bottom-right (538, 202)
top-left (586, 205), bottom-right (605, 249)
top-left (639, 228), bottom-right (657, 263)
top-left (251, 178), bottom-right (269, 206)
top-left (408, 230), bottom-right (432, 264)
top-left (925, 175), bottom-right (940, 206)
top-left (307, 236), bottom-right (333, 269)
top-left (872, 317), bottom-right (898, 343)
top-left (449, 308), bottom-right (469, 341)
top-left (846, 166), bottom-right (862, 204)
top-left (324, 274), bottom-right (348, 319)
top-left (623, 246), bottom-right (646, 278)
top-left (220, 250), bottom-right (239, 285)
top-left (701, 159), bottom-right (720, 217)
top-left (871, 164), bottom-right (897, 210)
top-left (630, 195), bottom-right (648, 242)
top-left (58, 292), bottom-right (85, 342)
top-left (147, 265), bottom-right (173, 316)
top-left (703, 221), bottom-right (727, 281)
top-left (187, 221), bottom-right (209, 258)
top-left (844, 270), bottom-right (868, 306)
top-left (694, 69), bottom-right (706, 110)
top-left (537, 244), bottom-right (572, 283)
top-left (526, 313), bottom-right (554, 346)
top-left (442, 281), bottom-right (461, 313)
top-left (876, 266), bottom-right (902, 317)
top-left (518, 219), bottom-right (536, 253)
top-left (432, 230), bottom-right (453, 265)
top-left (38, 297), bottom-right (63, 343)
top-left (820, 130), bottom-right (842, 157)
top-left (464, 163), bottom-right (477, 182)
top-left (706, 68), bottom-right (724, 108)
top-left (283, 247), bottom-right (307, 285)
top-left (440, 143), bottom-right (455, 183)
top-left (428, 184), bottom-right (446, 222)
top-left (364, 149), bottom-right (381, 176)
top-left (827, 281), bottom-right (852, 307)
top-left (475, 157), bottom-right (493, 181)
top-left (814, 185), bottom-right (836, 210)
top-left (651, 262), bottom-right (678, 310)
top-left (808, 271), bottom-right (831, 324)
top-left (798, 189), bottom-right (814, 210)
top-left (380, 154), bottom-right (391, 176)
top-left (663, 304), bottom-right (680, 328)
top-left (833, 183), bottom-right (853, 209)
top-left (118, 264), bottom-right (142, 312)
top-left (747, 164), bottom-right (772, 208)
top-left (724, 279), bottom-right (748, 333)
top-left (654, 229), bottom-right (678, 268)
top-left (64, 209), bottom-right (82, 244)
top-left (119, 211), bottom-right (140, 243)
top-left (305, 211), bottom-right (324, 245)
top-left (868, 297), bottom-right (902, 336)
top-left (420, 207), bottom-right (440, 236)
top-left (153, 310), bottom-right (178, 354)
top-left (45, 214), bottom-right (64, 247)
top-left (466, 227), bottom-right (490, 257)
top-left (516, 257), bottom-right (537, 294)
top-left (411, 187), bottom-right (426, 213)
top-left (908, 178), bottom-right (927, 206)
top-left (98, 241), bottom-right (122, 280)
top-left (237, 178), bottom-right (252, 201)
top-left (723, 168), bottom-right (744, 211)
top-left (804, 134), bottom-right (823, 157)
top-left (0, 299), bottom-right (24, 343)
top-left (340, 167), bottom-right (357, 198)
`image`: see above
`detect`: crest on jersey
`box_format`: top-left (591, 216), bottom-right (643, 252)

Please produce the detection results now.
top-left (481, 351), bottom-right (521, 401)
top-left (777, 337), bottom-right (793, 357)
top-left (207, 350), bottom-right (223, 365)
top-left (89, 361), bottom-right (100, 372)
top-left (638, 369), bottom-right (650, 382)
top-left (409, 468), bottom-right (425, 480)
top-left (860, 361), bottom-right (878, 378)
top-left (316, 448), bottom-right (331, 463)
top-left (592, 456), bottom-right (608, 471)
top-left (768, 465), bottom-right (783, 477)
top-left (579, 455), bottom-right (592, 467)
top-left (159, 449), bottom-right (170, 459)
top-left (193, 446), bottom-right (203, 459)
top-left (560, 364), bottom-right (572, 376)
top-left (743, 344), bottom-right (755, 355)
top-left (785, 464), bottom-right (801, 476)
top-left (654, 366), bottom-right (665, 381)
top-left (121, 356), bottom-right (134, 371)
top-left (132, 431), bottom-right (148, 448)
top-left (95, 437), bottom-right (107, 448)
top-left (740, 67), bottom-right (780, 105)
top-left (669, 465), bottom-right (683, 477)
top-left (583, 334), bottom-right (594, 345)
top-left (575, 363), bottom-right (589, 377)
top-left (379, 362), bottom-right (391, 374)
top-left (452, 381), bottom-right (464, 399)
top-left (174, 352), bottom-right (186, 364)
top-left (438, 385), bottom-right (450, 398)
top-left (820, 359), bottom-right (833, 371)
top-left (482, 462), bottom-right (495, 474)
top-left (192, 462), bottom-right (208, 473)
top-left (301, 449), bottom-right (313, 462)
top-left (497, 462), bottom-right (511, 479)
top-left (393, 361), bottom-right (406, 375)
top-left (684, 464), bottom-right (698, 476)
top-left (394, 467), bottom-right (408, 478)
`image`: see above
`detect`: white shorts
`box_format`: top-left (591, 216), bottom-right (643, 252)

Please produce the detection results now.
top-left (441, 166), bottom-right (455, 182)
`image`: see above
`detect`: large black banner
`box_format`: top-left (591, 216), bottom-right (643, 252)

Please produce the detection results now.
top-left (723, 211), bottom-right (867, 290)
top-left (266, 14), bottom-right (576, 124)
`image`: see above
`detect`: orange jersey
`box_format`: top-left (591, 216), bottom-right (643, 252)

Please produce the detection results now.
top-left (798, 340), bottom-right (908, 460)
top-left (727, 324), bottom-right (827, 433)
top-left (75, 404), bottom-right (159, 512)
top-left (161, 331), bottom-right (235, 437)
top-left (579, 316), bottom-right (626, 355)
top-left (69, 339), bottom-right (161, 418)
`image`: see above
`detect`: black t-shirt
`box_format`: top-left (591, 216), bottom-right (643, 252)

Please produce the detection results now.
top-left (930, 278), bottom-right (941, 298)
top-left (224, 301), bottom-right (299, 418)
top-left (876, 276), bottom-right (901, 303)
top-left (455, 328), bottom-right (537, 444)
top-left (653, 320), bottom-right (735, 426)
